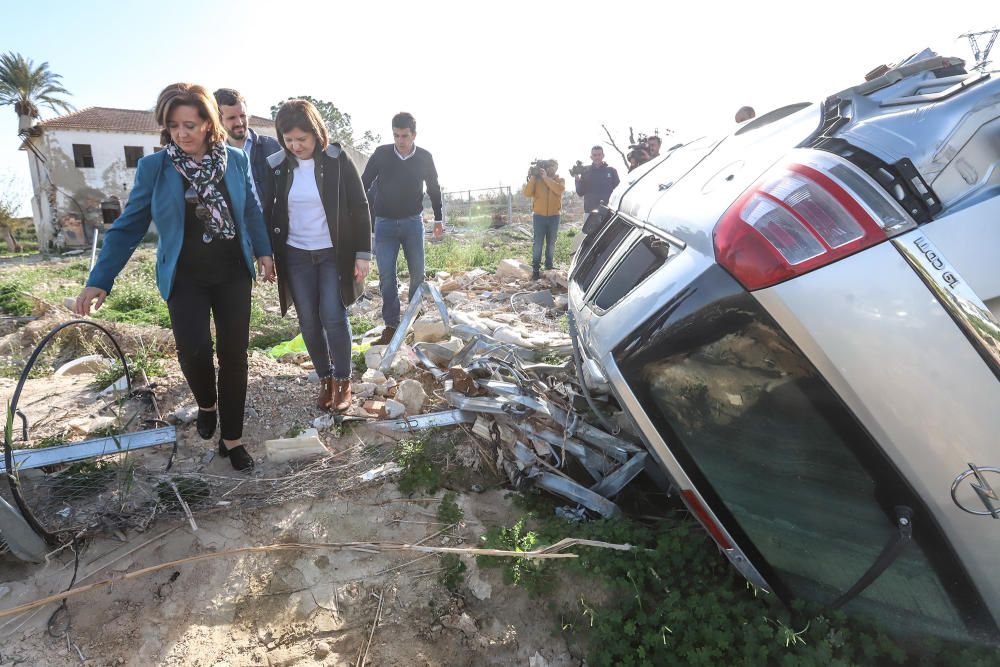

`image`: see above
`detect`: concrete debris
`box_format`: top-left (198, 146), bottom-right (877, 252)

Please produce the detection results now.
top-left (413, 315), bottom-right (449, 342)
top-left (496, 258), bottom-right (532, 282)
top-left (67, 415), bottom-right (116, 437)
top-left (529, 652), bottom-right (550, 667)
top-left (362, 368), bottom-right (387, 384)
top-left (518, 289), bottom-right (556, 308)
top-left (264, 429), bottom-right (327, 463)
top-left (54, 354), bottom-right (111, 376)
top-left (173, 405), bottom-right (198, 424)
top-left (352, 382), bottom-right (377, 399)
top-left (445, 291), bottom-right (469, 306)
top-left (542, 269), bottom-right (569, 288)
top-left (440, 612), bottom-right (479, 637)
top-left (97, 375), bottom-right (129, 397)
top-left (358, 461), bottom-right (402, 482)
top-left (383, 398), bottom-right (406, 419)
top-left (365, 345), bottom-right (387, 371)
top-left (363, 400), bottom-right (387, 418)
top-left (394, 379), bottom-right (427, 415)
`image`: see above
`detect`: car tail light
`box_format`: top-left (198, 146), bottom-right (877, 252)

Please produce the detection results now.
top-left (681, 490), bottom-right (733, 549)
top-left (714, 151), bottom-right (915, 290)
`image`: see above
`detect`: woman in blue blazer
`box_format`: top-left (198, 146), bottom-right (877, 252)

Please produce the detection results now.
top-left (75, 83), bottom-right (274, 471)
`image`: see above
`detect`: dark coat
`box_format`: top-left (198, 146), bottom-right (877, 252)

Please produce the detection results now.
top-left (267, 143), bottom-right (372, 316)
top-left (246, 128), bottom-right (281, 224)
top-left (574, 163), bottom-right (621, 213)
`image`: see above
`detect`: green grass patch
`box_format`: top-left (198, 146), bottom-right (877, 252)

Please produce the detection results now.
top-left (436, 491), bottom-right (465, 525)
top-left (439, 553), bottom-right (467, 592)
top-left (95, 281), bottom-right (171, 329)
top-left (0, 280), bottom-right (33, 316)
top-left (249, 302), bottom-right (300, 350)
top-left (350, 313), bottom-right (375, 336)
top-left (93, 349), bottom-right (165, 389)
top-left (393, 433), bottom-right (457, 495)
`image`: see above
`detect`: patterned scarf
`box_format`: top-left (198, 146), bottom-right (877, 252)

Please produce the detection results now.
top-left (165, 141), bottom-right (236, 242)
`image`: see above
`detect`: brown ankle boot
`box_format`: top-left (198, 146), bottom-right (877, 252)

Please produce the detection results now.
top-left (318, 377), bottom-right (334, 410)
top-left (332, 379), bottom-right (352, 413)
top-left (376, 326), bottom-right (397, 345)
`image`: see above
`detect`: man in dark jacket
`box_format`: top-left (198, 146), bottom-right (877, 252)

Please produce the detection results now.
top-left (214, 88), bottom-right (281, 223)
top-left (574, 146), bottom-right (620, 214)
top-left (361, 111), bottom-right (443, 344)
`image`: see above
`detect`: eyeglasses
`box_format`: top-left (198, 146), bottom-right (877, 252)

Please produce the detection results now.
top-left (185, 186), bottom-right (214, 243)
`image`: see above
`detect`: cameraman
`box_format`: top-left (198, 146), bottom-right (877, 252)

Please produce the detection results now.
top-left (574, 146), bottom-right (620, 214)
top-left (522, 159), bottom-right (565, 280)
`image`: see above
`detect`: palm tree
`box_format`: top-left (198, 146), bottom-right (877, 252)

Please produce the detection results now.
top-left (0, 52), bottom-right (73, 127)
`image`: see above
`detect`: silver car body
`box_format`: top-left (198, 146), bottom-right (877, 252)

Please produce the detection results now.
top-left (569, 52), bottom-right (1000, 641)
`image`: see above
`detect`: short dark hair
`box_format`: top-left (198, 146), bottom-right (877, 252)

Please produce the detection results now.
top-left (213, 88), bottom-right (245, 108)
top-left (392, 111), bottom-right (416, 133)
top-left (591, 145), bottom-right (603, 152)
top-left (275, 99), bottom-right (329, 151)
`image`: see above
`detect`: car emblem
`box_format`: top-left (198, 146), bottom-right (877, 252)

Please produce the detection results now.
top-left (951, 463), bottom-right (1000, 518)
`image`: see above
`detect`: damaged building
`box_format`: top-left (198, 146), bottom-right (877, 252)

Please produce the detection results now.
top-left (18, 107), bottom-right (276, 250)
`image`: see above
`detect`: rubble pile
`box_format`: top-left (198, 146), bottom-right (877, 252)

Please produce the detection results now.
top-left (280, 260), bottom-right (648, 516)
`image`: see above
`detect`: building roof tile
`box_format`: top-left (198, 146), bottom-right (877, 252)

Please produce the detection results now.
top-left (38, 106), bottom-right (273, 133)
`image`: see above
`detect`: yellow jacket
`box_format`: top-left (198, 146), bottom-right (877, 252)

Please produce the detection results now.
top-left (522, 174), bottom-right (565, 216)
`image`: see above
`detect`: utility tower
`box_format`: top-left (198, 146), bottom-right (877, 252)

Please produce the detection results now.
top-left (960, 28), bottom-right (999, 73)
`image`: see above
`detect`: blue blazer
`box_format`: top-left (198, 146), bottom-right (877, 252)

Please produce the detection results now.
top-left (87, 146), bottom-right (273, 300)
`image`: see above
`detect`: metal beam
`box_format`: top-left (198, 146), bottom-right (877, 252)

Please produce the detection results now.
top-left (534, 472), bottom-right (621, 518)
top-left (0, 426), bottom-right (176, 474)
top-left (590, 453), bottom-right (648, 498)
top-left (371, 410), bottom-right (477, 433)
top-left (0, 496), bottom-right (47, 562)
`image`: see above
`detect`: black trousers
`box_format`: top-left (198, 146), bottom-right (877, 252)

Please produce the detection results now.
top-left (167, 272), bottom-right (251, 441)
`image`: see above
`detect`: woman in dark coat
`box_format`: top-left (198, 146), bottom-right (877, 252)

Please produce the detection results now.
top-left (267, 99), bottom-right (372, 413)
top-left (76, 82), bottom-right (274, 471)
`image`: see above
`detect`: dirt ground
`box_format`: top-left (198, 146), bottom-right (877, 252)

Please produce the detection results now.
top-left (0, 326), bottom-right (588, 667)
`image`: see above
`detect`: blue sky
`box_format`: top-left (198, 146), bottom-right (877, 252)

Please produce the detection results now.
top-left (0, 0), bottom-right (992, 214)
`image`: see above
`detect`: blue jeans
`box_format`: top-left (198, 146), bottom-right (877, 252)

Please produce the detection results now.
top-left (374, 214), bottom-right (425, 327)
top-left (284, 246), bottom-right (351, 380)
top-left (532, 214), bottom-right (560, 271)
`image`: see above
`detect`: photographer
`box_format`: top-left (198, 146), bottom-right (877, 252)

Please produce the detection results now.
top-left (573, 146), bottom-right (620, 214)
top-left (522, 159), bottom-right (565, 280)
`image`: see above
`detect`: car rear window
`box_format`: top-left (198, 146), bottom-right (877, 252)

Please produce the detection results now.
top-left (572, 216), bottom-right (633, 294)
top-left (592, 235), bottom-right (675, 311)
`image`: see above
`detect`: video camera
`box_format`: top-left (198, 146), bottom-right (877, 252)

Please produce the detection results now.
top-left (529, 159), bottom-right (556, 179)
top-left (568, 160), bottom-right (587, 178)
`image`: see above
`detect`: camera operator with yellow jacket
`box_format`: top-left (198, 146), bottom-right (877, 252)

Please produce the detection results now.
top-left (523, 159), bottom-right (565, 280)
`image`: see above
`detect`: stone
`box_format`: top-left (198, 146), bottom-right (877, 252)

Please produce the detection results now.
top-left (364, 345), bottom-right (387, 371)
top-left (522, 289), bottom-right (555, 308)
top-left (67, 415), bottom-right (116, 437)
top-left (307, 371), bottom-right (319, 383)
top-left (352, 382), bottom-right (376, 399)
top-left (362, 368), bottom-right (387, 384)
top-left (467, 570), bottom-right (492, 601)
top-left (435, 271), bottom-right (451, 280)
top-left (312, 414), bottom-right (336, 430)
top-left (542, 269), bottom-right (569, 288)
top-left (98, 375), bottom-right (129, 397)
top-left (54, 354), bottom-right (111, 376)
top-left (441, 612), bottom-right (478, 637)
top-left (383, 398), bottom-right (406, 419)
top-left (63, 296), bottom-right (76, 310)
top-left (554, 295), bottom-right (569, 311)
top-left (439, 278), bottom-right (462, 293)
top-left (299, 361), bottom-right (314, 370)
top-left (314, 641), bottom-right (331, 659)
top-left (445, 291), bottom-right (469, 306)
top-left (395, 379), bottom-right (426, 415)
top-left (495, 258), bottom-right (532, 282)
top-left (264, 432), bottom-right (327, 463)
top-left (174, 405), bottom-right (198, 424)
top-left (389, 349), bottom-right (415, 376)
top-left (363, 400), bottom-right (386, 417)
top-left (440, 337), bottom-right (465, 355)
top-left (461, 268), bottom-right (488, 285)
top-left (529, 652), bottom-right (550, 667)
top-left (412, 315), bottom-right (448, 343)
top-left (492, 326), bottom-right (532, 347)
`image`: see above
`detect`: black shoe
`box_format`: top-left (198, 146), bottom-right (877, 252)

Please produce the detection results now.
top-left (531, 270), bottom-right (541, 280)
top-left (197, 408), bottom-right (217, 440)
top-left (376, 326), bottom-right (397, 345)
top-left (219, 437), bottom-right (254, 471)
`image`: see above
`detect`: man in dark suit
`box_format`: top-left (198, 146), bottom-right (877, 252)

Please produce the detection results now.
top-left (214, 88), bottom-right (281, 223)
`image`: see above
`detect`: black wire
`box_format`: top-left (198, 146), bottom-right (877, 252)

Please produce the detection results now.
top-left (47, 535), bottom-right (81, 639)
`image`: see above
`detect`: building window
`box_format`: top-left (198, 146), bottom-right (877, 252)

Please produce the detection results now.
top-left (72, 144), bottom-right (94, 168)
top-left (124, 146), bottom-right (144, 168)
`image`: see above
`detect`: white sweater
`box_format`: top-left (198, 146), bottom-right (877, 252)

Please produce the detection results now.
top-left (286, 158), bottom-right (333, 250)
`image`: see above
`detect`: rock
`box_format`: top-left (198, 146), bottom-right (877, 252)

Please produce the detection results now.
top-left (63, 296), bottom-right (77, 310)
top-left (467, 570), bottom-right (492, 601)
top-left (358, 462), bottom-right (401, 482)
top-left (363, 399), bottom-right (386, 417)
top-left (461, 268), bottom-right (488, 285)
top-left (365, 345), bottom-right (387, 371)
top-left (98, 375), bottom-right (129, 397)
top-left (362, 368), bottom-right (387, 384)
top-left (307, 371), bottom-right (319, 383)
top-left (441, 612), bottom-right (478, 637)
top-left (522, 289), bottom-right (555, 308)
top-left (299, 361), bottom-right (314, 370)
top-left (395, 379), bottom-right (426, 415)
top-left (492, 326), bottom-right (532, 347)
top-left (314, 641), bottom-right (331, 659)
top-left (554, 295), bottom-right (568, 311)
top-left (542, 269), bottom-right (569, 288)
top-left (439, 278), bottom-right (463, 293)
top-left (352, 382), bottom-right (376, 399)
top-left (264, 432), bottom-right (327, 463)
top-left (389, 348), bottom-right (415, 376)
top-left (440, 337), bottom-right (465, 355)
top-left (413, 315), bottom-right (448, 343)
top-left (529, 652), bottom-right (549, 667)
top-left (445, 291), bottom-right (469, 306)
top-left (67, 415), bottom-right (116, 437)
top-left (174, 405), bottom-right (198, 424)
top-left (377, 377), bottom-right (397, 398)
top-left (312, 414), bottom-right (336, 430)
top-left (0, 584), bottom-right (10, 599)
top-left (496, 258), bottom-right (532, 282)
top-left (54, 354), bottom-right (110, 376)
top-left (383, 398), bottom-right (406, 419)
top-left (435, 271), bottom-right (451, 280)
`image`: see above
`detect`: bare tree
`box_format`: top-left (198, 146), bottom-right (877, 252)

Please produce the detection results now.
top-left (0, 173), bottom-right (23, 254)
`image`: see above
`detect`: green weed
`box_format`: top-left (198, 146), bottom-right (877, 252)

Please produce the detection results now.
top-left (438, 553), bottom-right (467, 592)
top-left (436, 491), bottom-right (464, 525)
top-left (0, 280), bottom-right (33, 316)
top-left (93, 349), bottom-right (165, 390)
top-left (393, 434), bottom-right (456, 495)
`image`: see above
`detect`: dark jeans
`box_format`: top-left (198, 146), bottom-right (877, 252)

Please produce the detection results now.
top-left (284, 246), bottom-right (351, 380)
top-left (532, 214), bottom-right (560, 271)
top-left (167, 272), bottom-right (251, 441)
top-left (374, 214), bottom-right (424, 327)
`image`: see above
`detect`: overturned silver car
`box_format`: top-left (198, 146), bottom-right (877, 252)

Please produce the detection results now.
top-left (569, 52), bottom-right (1000, 642)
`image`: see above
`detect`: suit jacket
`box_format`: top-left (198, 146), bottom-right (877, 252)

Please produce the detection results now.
top-left (246, 127), bottom-right (281, 224)
top-left (87, 146), bottom-right (272, 300)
